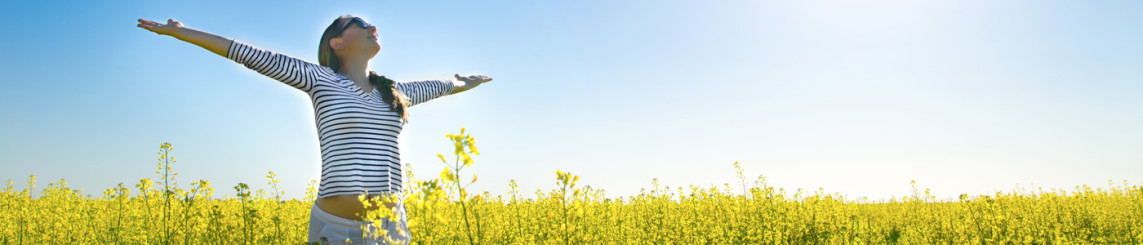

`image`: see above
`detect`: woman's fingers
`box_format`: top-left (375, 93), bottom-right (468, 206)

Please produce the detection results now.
top-left (139, 19), bottom-right (159, 26)
top-left (470, 75), bottom-right (491, 82)
top-left (474, 75), bottom-right (491, 82)
top-left (137, 19), bottom-right (160, 31)
top-left (137, 18), bottom-right (180, 36)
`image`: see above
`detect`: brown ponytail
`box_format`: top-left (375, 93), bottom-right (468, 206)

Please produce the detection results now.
top-left (369, 71), bottom-right (411, 123)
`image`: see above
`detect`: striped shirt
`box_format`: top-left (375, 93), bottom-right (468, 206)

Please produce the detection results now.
top-left (225, 39), bottom-right (455, 199)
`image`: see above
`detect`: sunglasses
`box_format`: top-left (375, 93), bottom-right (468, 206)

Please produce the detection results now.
top-left (339, 17), bottom-right (374, 33)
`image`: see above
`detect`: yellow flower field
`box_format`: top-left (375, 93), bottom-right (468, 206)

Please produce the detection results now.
top-left (2, 129), bottom-right (1141, 244)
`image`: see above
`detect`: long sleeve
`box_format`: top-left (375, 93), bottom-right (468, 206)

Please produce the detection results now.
top-left (395, 79), bottom-right (456, 107)
top-left (226, 39), bottom-right (323, 93)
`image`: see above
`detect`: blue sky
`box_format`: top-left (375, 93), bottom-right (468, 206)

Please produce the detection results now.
top-left (2, 0), bottom-right (1140, 202)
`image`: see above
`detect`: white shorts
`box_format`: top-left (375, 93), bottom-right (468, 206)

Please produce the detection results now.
top-left (308, 201), bottom-right (411, 245)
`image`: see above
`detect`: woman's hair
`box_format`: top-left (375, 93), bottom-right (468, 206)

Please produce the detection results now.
top-left (318, 15), bottom-right (411, 123)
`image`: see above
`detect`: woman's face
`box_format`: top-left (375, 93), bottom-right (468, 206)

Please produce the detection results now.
top-left (333, 18), bottom-right (380, 59)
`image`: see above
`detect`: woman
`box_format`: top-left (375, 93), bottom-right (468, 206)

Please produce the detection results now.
top-left (137, 15), bottom-right (492, 245)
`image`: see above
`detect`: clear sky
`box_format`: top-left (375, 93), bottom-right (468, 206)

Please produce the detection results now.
top-left (2, 0), bottom-right (1140, 202)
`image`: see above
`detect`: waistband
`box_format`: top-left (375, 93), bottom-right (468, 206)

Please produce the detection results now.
top-left (311, 201), bottom-right (407, 226)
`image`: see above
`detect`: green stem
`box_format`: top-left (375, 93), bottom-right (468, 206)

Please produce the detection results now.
top-left (562, 184), bottom-right (571, 245)
top-left (454, 157), bottom-right (476, 245)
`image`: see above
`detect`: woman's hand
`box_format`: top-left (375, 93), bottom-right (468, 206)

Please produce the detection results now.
top-left (454, 73), bottom-right (491, 83)
top-left (452, 74), bottom-right (492, 94)
top-left (137, 18), bottom-right (183, 37)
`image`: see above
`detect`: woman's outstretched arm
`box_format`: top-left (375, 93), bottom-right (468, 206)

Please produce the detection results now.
top-left (394, 74), bottom-right (491, 107)
top-left (137, 18), bottom-right (323, 92)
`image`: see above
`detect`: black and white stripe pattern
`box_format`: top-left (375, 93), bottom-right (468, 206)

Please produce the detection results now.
top-left (226, 39), bottom-right (320, 92)
top-left (396, 79), bottom-right (457, 107)
top-left (226, 39), bottom-right (455, 198)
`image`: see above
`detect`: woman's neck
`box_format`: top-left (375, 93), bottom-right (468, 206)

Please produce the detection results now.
top-left (339, 61), bottom-right (371, 88)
